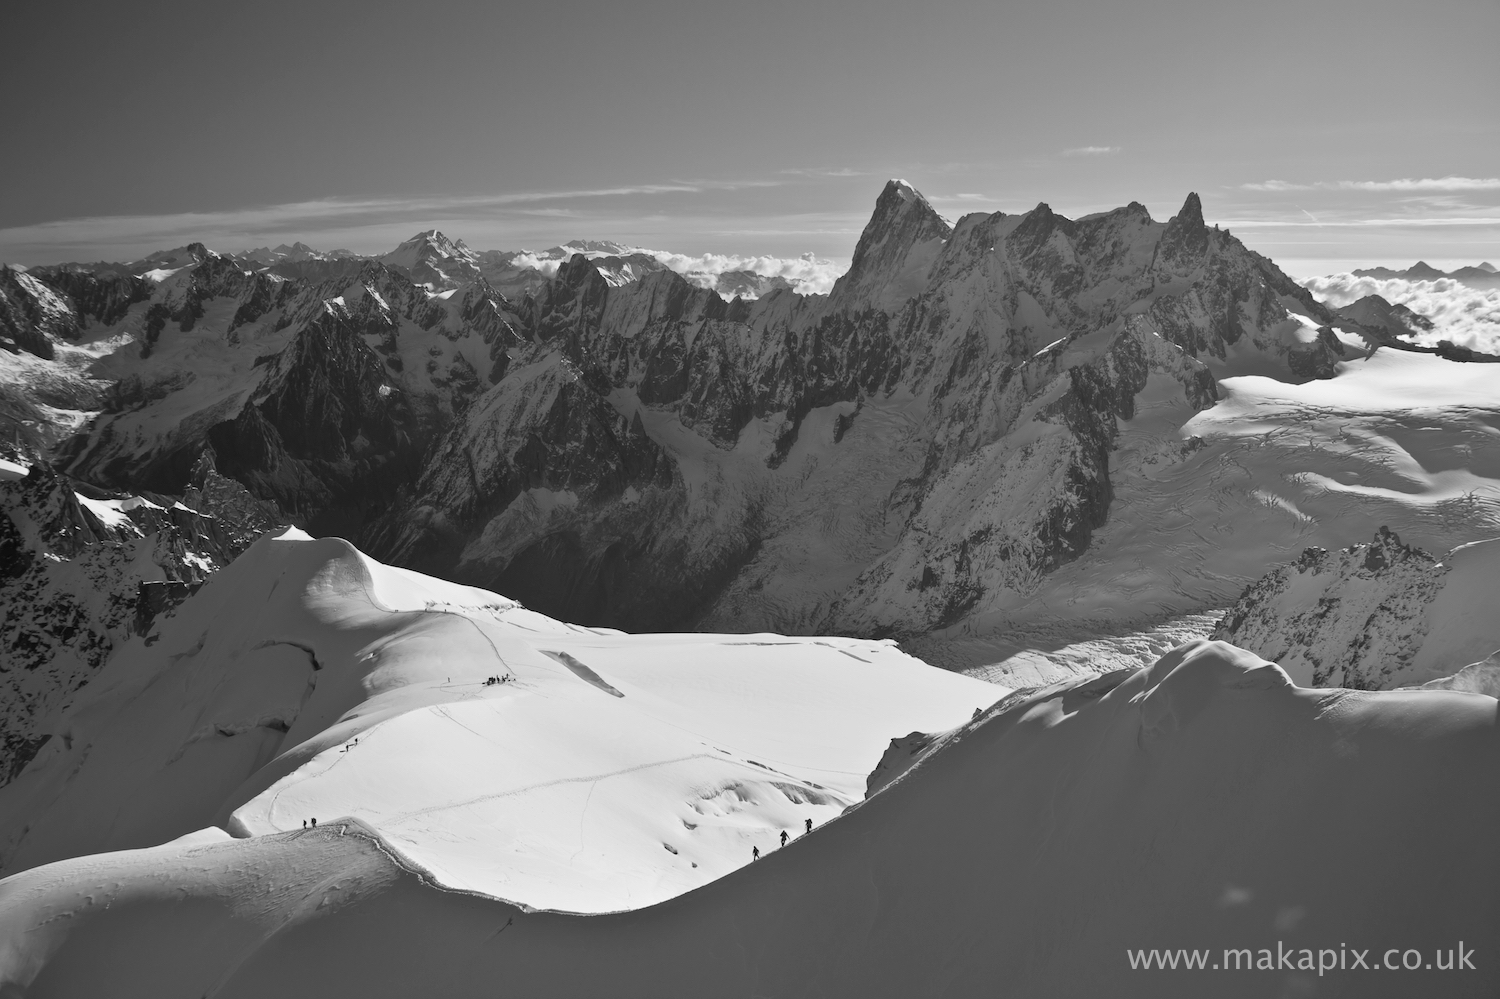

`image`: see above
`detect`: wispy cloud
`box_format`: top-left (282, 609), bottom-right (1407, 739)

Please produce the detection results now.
top-left (0, 181), bottom-right (790, 263)
top-left (1243, 177), bottom-right (1500, 193)
top-left (778, 167), bottom-right (871, 178)
top-left (1063, 146), bottom-right (1120, 157)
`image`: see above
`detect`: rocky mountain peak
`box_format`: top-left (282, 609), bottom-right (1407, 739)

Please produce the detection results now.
top-left (130, 243), bottom-right (219, 272)
top-left (1157, 192), bottom-right (1209, 266)
top-left (1478, 261), bottom-right (1497, 273)
top-left (828, 180), bottom-right (953, 313)
top-left (1333, 293), bottom-right (1436, 344)
top-left (379, 230), bottom-right (482, 290)
top-left (1174, 192), bottom-right (1205, 230)
top-left (555, 253), bottom-right (604, 287)
top-left (396, 230), bottom-right (471, 257)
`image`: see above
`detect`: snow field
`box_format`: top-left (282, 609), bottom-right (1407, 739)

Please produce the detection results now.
top-left (1, 639), bottom-right (1494, 997)
top-left (0, 528), bottom-right (1003, 914)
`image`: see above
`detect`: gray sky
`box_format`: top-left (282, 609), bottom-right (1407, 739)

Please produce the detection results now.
top-left (2, 0), bottom-right (1496, 276)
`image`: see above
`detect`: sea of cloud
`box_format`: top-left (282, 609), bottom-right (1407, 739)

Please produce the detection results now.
top-left (656, 250), bottom-right (846, 295)
top-left (1302, 274), bottom-right (1500, 354)
top-left (504, 247), bottom-right (848, 296)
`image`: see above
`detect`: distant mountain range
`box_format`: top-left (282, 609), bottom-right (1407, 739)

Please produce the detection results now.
top-left (1353, 260), bottom-right (1500, 289)
top-left (213, 232), bottom-right (818, 301)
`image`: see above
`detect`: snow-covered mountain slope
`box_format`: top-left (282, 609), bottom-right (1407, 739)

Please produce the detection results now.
top-left (2, 639), bottom-right (1494, 998)
top-left (0, 528), bottom-right (1001, 914)
top-left (1211, 527), bottom-right (1500, 689)
top-left (0, 457), bottom-right (280, 785)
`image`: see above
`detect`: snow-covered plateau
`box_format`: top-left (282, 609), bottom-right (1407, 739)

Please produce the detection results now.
top-left (3, 180), bottom-right (1500, 995)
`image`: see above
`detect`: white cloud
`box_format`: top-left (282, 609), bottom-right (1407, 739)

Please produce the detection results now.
top-left (1241, 180), bottom-right (1308, 192)
top-left (650, 250), bottom-right (847, 295)
top-left (1340, 177), bottom-right (1500, 192)
top-left (1063, 146), bottom-right (1120, 157)
top-left (778, 167), bottom-right (870, 178)
top-left (1244, 177), bottom-right (1500, 193)
top-left (1217, 216), bottom-right (1500, 228)
top-left (1303, 273), bottom-right (1500, 353)
top-left (0, 182), bottom-right (788, 263)
top-left (510, 246), bottom-right (848, 297)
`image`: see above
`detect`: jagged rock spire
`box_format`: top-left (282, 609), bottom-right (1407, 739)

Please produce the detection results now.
top-left (1159, 192), bottom-right (1210, 265)
top-left (1176, 192), bottom-right (1204, 230)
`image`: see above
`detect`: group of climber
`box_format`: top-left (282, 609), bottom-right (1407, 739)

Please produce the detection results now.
top-left (483, 674), bottom-right (511, 686)
top-left (751, 817), bottom-right (816, 861)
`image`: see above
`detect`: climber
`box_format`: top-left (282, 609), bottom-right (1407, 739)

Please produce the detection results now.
top-left (752, 846), bottom-right (760, 861)
top-left (805, 817), bottom-right (813, 834)
top-left (780, 830), bottom-right (788, 847)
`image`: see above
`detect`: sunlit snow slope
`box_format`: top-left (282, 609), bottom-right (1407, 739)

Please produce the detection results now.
top-left (0, 529), bottom-right (1001, 913)
top-left (1, 640), bottom-right (1494, 998)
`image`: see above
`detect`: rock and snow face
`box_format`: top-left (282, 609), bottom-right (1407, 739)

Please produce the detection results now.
top-left (377, 230), bottom-right (484, 290)
top-left (0, 457), bottom-right (280, 785)
top-left (826, 179), bottom-right (951, 314)
top-left (1213, 527), bottom-right (1500, 689)
top-left (0, 529), bottom-right (1001, 913)
top-left (1, 638), bottom-right (1494, 997)
top-left (4, 251), bottom-right (521, 538)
